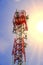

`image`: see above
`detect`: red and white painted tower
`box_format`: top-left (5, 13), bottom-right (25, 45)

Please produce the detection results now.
top-left (12, 10), bottom-right (28, 65)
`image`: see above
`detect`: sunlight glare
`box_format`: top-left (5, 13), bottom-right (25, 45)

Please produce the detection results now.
top-left (36, 21), bottom-right (43, 33)
top-left (27, 9), bottom-right (43, 43)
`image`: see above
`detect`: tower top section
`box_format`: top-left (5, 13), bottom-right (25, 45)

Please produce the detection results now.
top-left (13, 10), bottom-right (28, 25)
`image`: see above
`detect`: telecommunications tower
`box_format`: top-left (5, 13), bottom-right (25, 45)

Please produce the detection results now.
top-left (12, 10), bottom-right (29, 65)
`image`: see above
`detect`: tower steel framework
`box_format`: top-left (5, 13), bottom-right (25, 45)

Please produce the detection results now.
top-left (12, 10), bottom-right (28, 65)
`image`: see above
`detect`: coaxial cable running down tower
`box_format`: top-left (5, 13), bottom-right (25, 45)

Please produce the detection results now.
top-left (12, 10), bottom-right (29, 65)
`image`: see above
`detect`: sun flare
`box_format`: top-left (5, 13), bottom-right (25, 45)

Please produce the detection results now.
top-left (36, 21), bottom-right (43, 33)
top-left (27, 9), bottom-right (43, 43)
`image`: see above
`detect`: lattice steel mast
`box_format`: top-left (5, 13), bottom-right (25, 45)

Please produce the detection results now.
top-left (12, 10), bottom-right (29, 65)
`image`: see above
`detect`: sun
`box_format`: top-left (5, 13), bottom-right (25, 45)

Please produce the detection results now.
top-left (36, 21), bottom-right (43, 33)
top-left (27, 9), bottom-right (43, 43)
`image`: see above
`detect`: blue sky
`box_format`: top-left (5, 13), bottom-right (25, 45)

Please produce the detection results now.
top-left (0, 0), bottom-right (43, 65)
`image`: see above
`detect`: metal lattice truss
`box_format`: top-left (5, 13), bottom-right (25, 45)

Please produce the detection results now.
top-left (12, 10), bottom-right (28, 65)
